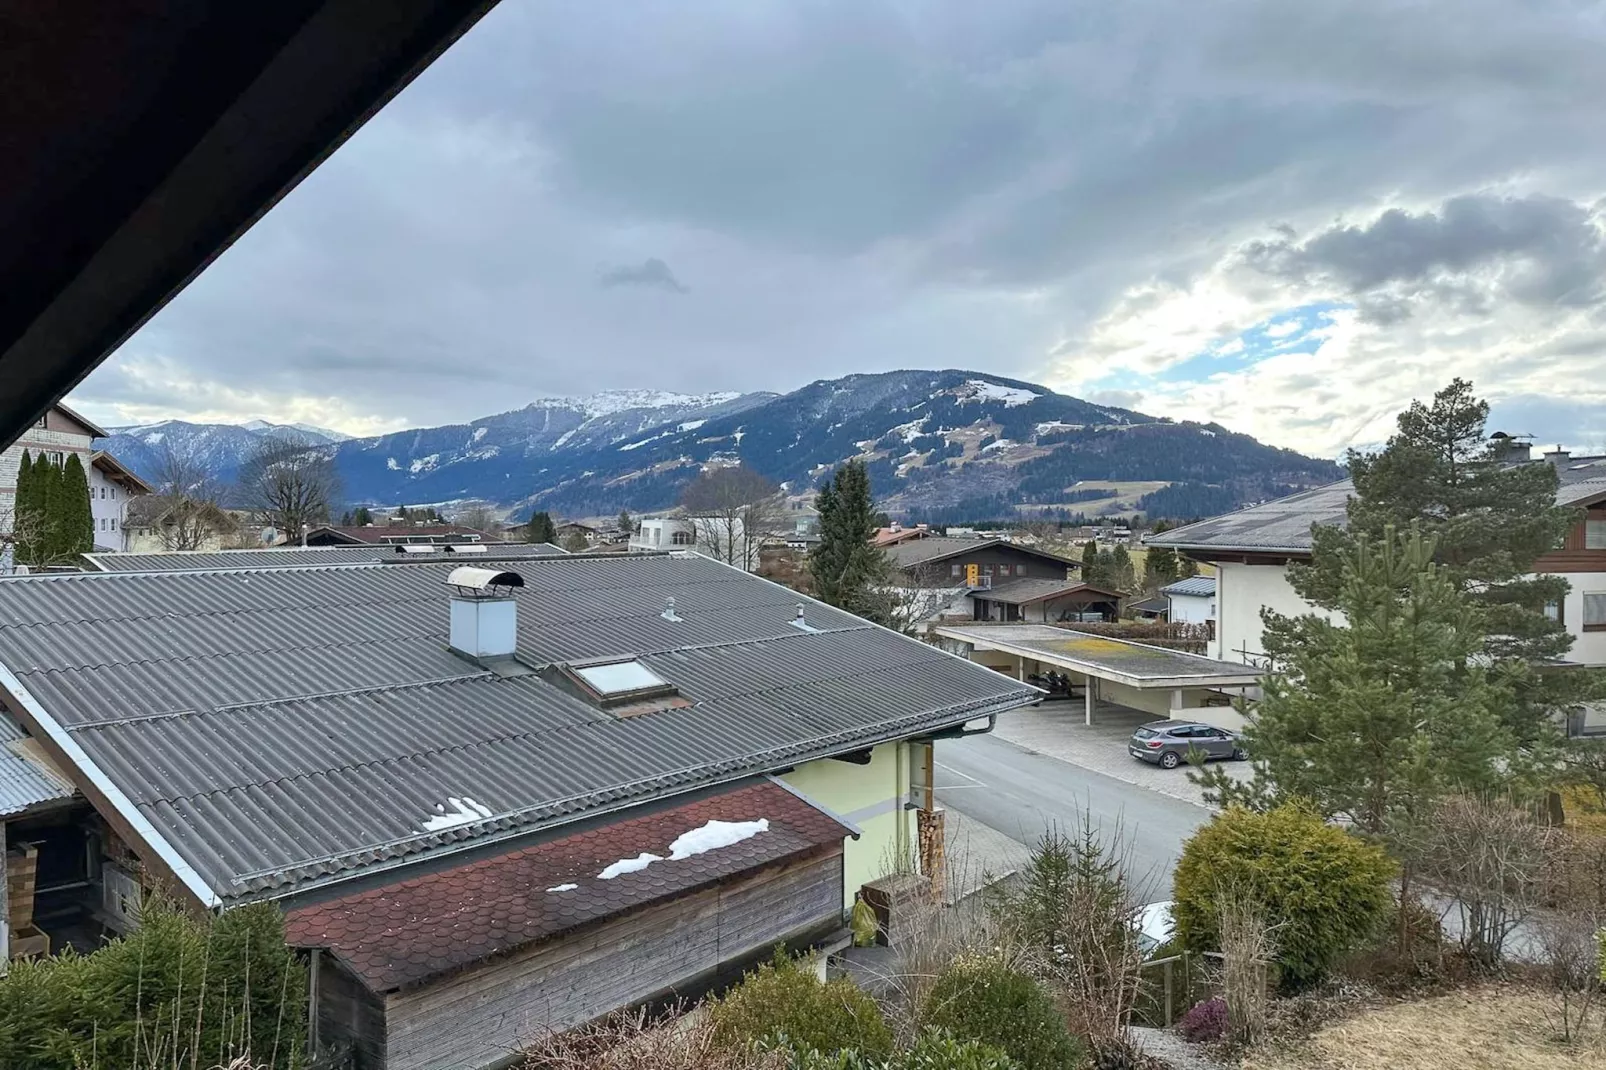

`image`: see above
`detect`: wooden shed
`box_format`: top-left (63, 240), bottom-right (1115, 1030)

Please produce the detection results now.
top-left (286, 780), bottom-right (852, 1070)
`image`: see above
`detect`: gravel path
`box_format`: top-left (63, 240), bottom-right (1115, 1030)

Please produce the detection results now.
top-left (1131, 1026), bottom-right (1231, 1069)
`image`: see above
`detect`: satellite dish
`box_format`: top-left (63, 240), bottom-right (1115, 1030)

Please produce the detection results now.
top-left (261, 527), bottom-right (277, 544)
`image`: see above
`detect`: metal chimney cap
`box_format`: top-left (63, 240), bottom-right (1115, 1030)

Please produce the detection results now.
top-left (446, 566), bottom-right (524, 595)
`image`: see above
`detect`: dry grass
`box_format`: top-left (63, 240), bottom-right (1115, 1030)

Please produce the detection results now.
top-left (1242, 987), bottom-right (1605, 1070)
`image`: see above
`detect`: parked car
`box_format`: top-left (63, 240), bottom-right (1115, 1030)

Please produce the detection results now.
top-left (1136, 900), bottom-right (1175, 957)
top-left (1128, 720), bottom-right (1245, 769)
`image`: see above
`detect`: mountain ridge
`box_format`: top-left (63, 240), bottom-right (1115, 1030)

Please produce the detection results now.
top-left (96, 372), bottom-right (1343, 521)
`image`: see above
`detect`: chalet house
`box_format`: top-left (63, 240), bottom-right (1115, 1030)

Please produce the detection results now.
top-left (0, 548), bottom-right (1034, 1069)
top-left (1148, 447), bottom-right (1606, 735)
top-left (87, 452), bottom-right (151, 552)
top-left (304, 524), bottom-right (508, 547)
top-left (886, 535), bottom-right (1081, 588)
top-left (969, 579), bottom-right (1123, 624)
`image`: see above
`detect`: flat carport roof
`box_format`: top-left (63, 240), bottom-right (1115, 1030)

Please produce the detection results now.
top-left (933, 624), bottom-right (1262, 690)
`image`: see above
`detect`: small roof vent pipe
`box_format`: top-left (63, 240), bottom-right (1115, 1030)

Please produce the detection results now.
top-left (661, 596), bottom-right (683, 622)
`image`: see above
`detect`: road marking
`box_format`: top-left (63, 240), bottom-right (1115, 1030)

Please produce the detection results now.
top-left (934, 760), bottom-right (983, 784)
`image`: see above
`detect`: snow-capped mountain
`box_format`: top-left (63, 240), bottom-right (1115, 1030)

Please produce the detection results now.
top-left (97, 372), bottom-right (1343, 521)
top-left (240, 420), bottom-right (351, 442)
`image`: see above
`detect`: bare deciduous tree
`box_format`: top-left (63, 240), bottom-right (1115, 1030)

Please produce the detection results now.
top-left (453, 501), bottom-right (501, 534)
top-left (679, 467), bottom-right (780, 569)
top-left (236, 441), bottom-right (342, 542)
top-left (1215, 889), bottom-right (1277, 1047)
top-left (143, 445), bottom-right (231, 551)
top-left (1416, 796), bottom-right (1556, 971)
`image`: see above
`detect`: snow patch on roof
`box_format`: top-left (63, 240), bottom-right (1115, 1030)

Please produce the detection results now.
top-left (668, 818), bottom-right (769, 860)
top-left (420, 796), bottom-right (493, 832)
top-left (546, 883), bottom-right (578, 893)
top-left (597, 852), bottom-right (663, 879)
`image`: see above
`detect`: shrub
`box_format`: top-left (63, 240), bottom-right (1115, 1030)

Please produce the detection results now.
top-left (1177, 998), bottom-right (1227, 1044)
top-left (922, 953), bottom-right (1085, 1069)
top-left (0, 898), bottom-right (304, 1070)
top-left (1171, 803), bottom-right (1394, 990)
top-left (709, 950), bottom-right (893, 1060)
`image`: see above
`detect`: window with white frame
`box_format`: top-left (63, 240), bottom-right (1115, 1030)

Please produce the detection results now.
top-left (1586, 518), bottom-right (1606, 550)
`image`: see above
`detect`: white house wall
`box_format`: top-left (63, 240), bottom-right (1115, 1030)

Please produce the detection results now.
top-left (1213, 562), bottom-right (1342, 663)
top-left (87, 465), bottom-right (129, 551)
top-left (1167, 592), bottom-right (1214, 624)
top-left (1564, 570), bottom-right (1606, 666)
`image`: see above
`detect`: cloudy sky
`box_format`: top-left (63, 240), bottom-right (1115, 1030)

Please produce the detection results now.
top-left (71, 0), bottom-right (1606, 457)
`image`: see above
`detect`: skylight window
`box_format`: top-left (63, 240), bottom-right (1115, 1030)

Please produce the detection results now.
top-left (576, 661), bottom-right (668, 695)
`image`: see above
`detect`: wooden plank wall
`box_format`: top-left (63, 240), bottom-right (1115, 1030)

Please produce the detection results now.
top-left (383, 851), bottom-right (843, 1070)
top-left (315, 952), bottom-right (388, 1069)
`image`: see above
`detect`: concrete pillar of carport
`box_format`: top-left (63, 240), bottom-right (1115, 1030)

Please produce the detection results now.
top-left (1084, 674), bottom-right (1095, 726)
top-left (1170, 689), bottom-right (1185, 713)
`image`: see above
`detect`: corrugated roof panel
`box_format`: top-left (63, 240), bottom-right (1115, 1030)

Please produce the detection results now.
top-left (0, 713), bottom-right (74, 816)
top-left (0, 553), bottom-right (1036, 901)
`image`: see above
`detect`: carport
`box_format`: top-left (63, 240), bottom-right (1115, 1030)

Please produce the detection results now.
top-left (933, 624), bottom-right (1261, 729)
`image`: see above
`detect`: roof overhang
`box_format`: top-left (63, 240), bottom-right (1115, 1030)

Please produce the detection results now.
top-left (0, 2), bottom-right (500, 450)
top-left (90, 450), bottom-right (155, 494)
top-left (934, 625), bottom-right (1263, 690)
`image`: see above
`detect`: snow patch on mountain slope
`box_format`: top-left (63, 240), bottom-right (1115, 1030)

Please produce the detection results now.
top-left (959, 380), bottom-right (1041, 407)
top-left (528, 390), bottom-right (743, 420)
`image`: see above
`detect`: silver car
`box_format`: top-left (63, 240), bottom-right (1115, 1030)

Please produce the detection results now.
top-left (1128, 720), bottom-right (1244, 769)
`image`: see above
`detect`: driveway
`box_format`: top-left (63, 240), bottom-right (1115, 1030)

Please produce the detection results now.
top-left (989, 699), bottom-right (1250, 808)
top-left (934, 732), bottom-right (1211, 895)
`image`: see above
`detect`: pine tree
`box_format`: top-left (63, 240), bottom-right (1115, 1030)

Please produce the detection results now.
top-left (526, 511), bottom-right (557, 545)
top-left (809, 460), bottom-right (891, 621)
top-left (617, 508), bottom-right (634, 534)
top-left (60, 453), bottom-right (93, 556)
top-left (353, 505), bottom-right (373, 526)
top-left (1293, 378), bottom-right (1596, 741)
top-left (1196, 524), bottom-right (1524, 836)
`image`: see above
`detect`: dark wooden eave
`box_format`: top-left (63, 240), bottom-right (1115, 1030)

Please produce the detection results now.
top-left (0, 0), bottom-right (500, 450)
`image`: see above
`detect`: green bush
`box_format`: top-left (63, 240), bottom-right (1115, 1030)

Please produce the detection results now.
top-left (710, 949), bottom-right (893, 1060)
top-left (1172, 803), bottom-right (1394, 990)
top-left (921, 953), bottom-right (1084, 1069)
top-left (0, 898), bottom-right (305, 1069)
top-left (783, 1029), bottom-right (1020, 1069)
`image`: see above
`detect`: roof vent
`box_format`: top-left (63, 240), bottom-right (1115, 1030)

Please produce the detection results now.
top-left (446, 567), bottom-right (523, 659)
top-left (444, 543), bottom-right (487, 554)
top-left (661, 596), bottom-right (683, 622)
top-left (396, 544), bottom-right (438, 555)
top-left (791, 602), bottom-right (820, 633)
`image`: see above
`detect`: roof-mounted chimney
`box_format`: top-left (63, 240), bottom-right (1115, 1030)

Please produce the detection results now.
top-left (1488, 431), bottom-right (1534, 463)
top-left (446, 567), bottom-right (523, 660)
top-left (1544, 444), bottom-right (1571, 463)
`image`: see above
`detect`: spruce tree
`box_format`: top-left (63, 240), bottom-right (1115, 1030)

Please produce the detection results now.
top-left (1080, 541), bottom-right (1105, 586)
top-left (617, 508), bottom-right (634, 533)
top-left (1109, 544), bottom-right (1137, 592)
top-left (36, 455), bottom-right (67, 561)
top-left (1143, 545), bottom-right (1182, 591)
top-left (1293, 378), bottom-right (1597, 741)
top-left (809, 460), bottom-right (890, 621)
top-left (526, 511), bottom-right (557, 545)
top-left (60, 453), bottom-right (93, 556)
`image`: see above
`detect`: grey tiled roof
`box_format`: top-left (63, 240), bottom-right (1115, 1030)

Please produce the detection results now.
top-left (0, 552), bottom-right (1034, 903)
top-left (1151, 454), bottom-right (1606, 555)
top-left (0, 713), bottom-right (74, 817)
top-left (976, 579), bottom-right (1111, 605)
top-left (887, 536), bottom-right (1078, 570)
top-left (82, 543), bottom-right (566, 573)
top-left (1161, 576), bottom-right (1216, 598)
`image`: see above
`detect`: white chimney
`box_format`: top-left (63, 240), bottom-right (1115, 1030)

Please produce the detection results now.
top-left (446, 567), bottom-right (523, 659)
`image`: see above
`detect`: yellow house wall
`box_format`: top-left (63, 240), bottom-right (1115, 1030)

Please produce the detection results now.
top-left (783, 741), bottom-right (913, 908)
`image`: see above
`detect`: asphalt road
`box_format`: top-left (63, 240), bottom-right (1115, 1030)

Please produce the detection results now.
top-left (934, 731), bottom-right (1212, 900)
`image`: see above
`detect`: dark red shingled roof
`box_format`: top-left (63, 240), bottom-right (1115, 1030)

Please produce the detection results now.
top-left (284, 780), bottom-right (851, 993)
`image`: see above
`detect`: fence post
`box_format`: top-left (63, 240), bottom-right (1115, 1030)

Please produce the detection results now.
top-left (1163, 958), bottom-right (1175, 1026)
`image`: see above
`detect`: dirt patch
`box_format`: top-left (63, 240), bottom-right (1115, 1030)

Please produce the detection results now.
top-left (1242, 986), bottom-right (1605, 1070)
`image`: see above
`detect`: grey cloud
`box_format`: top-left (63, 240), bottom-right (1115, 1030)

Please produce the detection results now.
top-left (600, 258), bottom-right (689, 294)
top-left (70, 0), bottom-right (1606, 444)
top-left (1244, 194), bottom-right (1606, 308)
